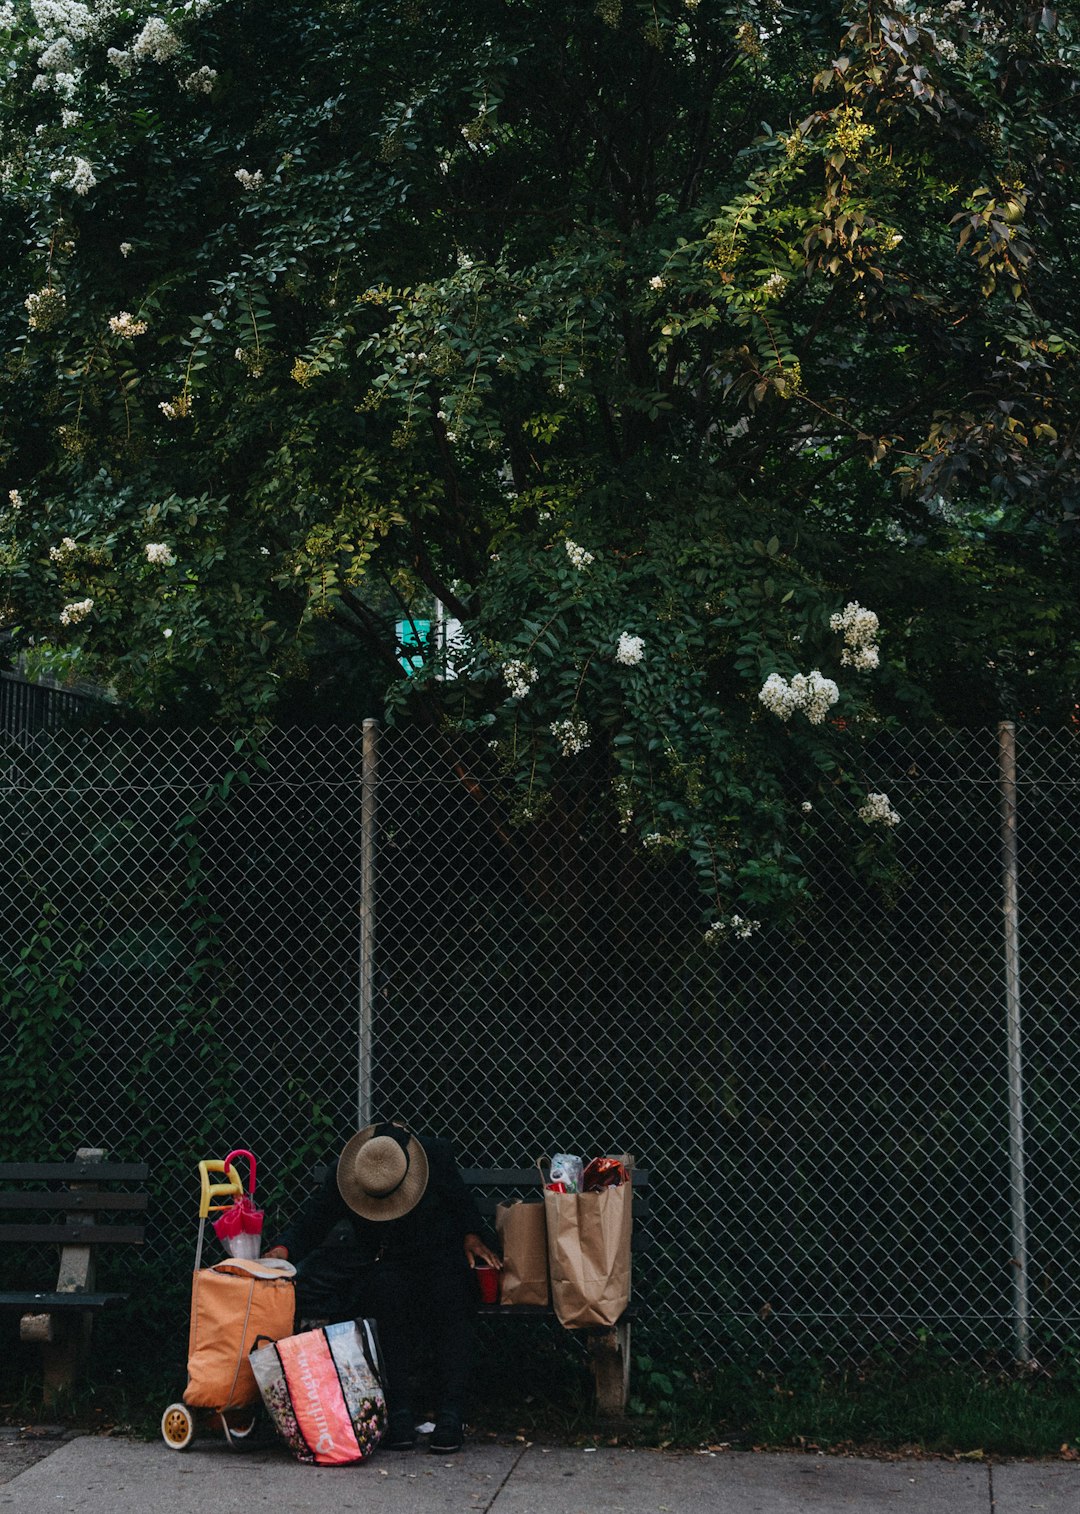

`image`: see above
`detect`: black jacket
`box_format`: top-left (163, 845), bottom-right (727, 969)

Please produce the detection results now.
top-left (274, 1135), bottom-right (485, 1266)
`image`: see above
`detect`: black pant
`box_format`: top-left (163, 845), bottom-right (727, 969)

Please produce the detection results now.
top-left (294, 1238), bottom-right (477, 1418)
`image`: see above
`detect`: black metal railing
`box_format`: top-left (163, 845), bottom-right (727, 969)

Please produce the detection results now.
top-left (0, 673), bottom-right (100, 737)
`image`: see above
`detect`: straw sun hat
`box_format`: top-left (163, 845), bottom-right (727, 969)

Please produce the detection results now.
top-left (336, 1122), bottom-right (429, 1222)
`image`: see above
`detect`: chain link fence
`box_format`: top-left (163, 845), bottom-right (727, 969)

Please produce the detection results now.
top-left (1, 717), bottom-right (1077, 1367)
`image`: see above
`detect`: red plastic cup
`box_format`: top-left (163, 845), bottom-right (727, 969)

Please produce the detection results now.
top-left (475, 1263), bottom-right (500, 1304)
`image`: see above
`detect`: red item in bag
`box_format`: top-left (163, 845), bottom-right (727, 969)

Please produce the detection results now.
top-left (545, 1181), bottom-right (568, 1194)
top-left (582, 1157), bottom-right (628, 1191)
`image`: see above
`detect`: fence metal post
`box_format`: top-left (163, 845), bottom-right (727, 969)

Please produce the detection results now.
top-left (998, 720), bottom-right (1030, 1362)
top-left (357, 718), bottom-right (378, 1129)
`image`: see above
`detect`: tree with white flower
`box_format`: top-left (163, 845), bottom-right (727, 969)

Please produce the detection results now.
top-left (1, 0), bottom-right (1078, 912)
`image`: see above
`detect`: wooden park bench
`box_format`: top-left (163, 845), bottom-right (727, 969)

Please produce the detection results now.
top-left (462, 1163), bottom-right (649, 1417)
top-left (0, 1148), bottom-right (149, 1405)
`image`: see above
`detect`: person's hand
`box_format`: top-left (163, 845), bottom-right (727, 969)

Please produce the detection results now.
top-left (464, 1233), bottom-right (502, 1269)
top-left (264, 1244), bottom-right (289, 1261)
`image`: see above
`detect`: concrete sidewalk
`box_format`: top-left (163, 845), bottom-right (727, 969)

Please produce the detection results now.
top-left (1, 1433), bottom-right (1078, 1514)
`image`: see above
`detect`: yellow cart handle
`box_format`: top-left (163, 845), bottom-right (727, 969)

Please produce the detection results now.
top-left (198, 1159), bottom-right (243, 1219)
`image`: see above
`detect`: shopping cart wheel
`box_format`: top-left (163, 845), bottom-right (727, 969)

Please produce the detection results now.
top-left (161, 1402), bottom-right (196, 1451)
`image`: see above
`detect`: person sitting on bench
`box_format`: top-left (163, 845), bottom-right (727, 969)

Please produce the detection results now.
top-left (265, 1120), bottom-right (500, 1455)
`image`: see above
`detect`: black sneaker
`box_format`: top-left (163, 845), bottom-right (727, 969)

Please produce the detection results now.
top-left (429, 1412), bottom-right (464, 1454)
top-left (385, 1410), bottom-right (417, 1450)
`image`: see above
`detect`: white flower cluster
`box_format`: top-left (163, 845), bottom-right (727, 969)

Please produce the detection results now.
top-left (33, 69), bottom-right (77, 98)
top-left (8, 489), bottom-right (24, 509)
top-left (25, 0), bottom-right (209, 98)
top-left (159, 394), bottom-right (192, 419)
top-left (49, 535), bottom-right (77, 561)
top-left (31, 0), bottom-right (95, 43)
top-left (758, 672), bottom-right (798, 719)
top-left (705, 914), bottom-right (761, 945)
top-left (28, 0), bottom-right (94, 88)
top-left (49, 155), bottom-right (96, 195)
top-left (858, 792), bottom-right (901, 827)
top-left (501, 659), bottom-right (537, 699)
top-left (612, 774), bottom-right (633, 832)
top-left (758, 670), bottom-right (839, 724)
top-left (109, 310), bottom-right (148, 337)
top-left (830, 600), bottom-right (880, 670)
top-left (235, 168), bottom-right (264, 191)
top-left (234, 346), bottom-right (266, 378)
top-left (615, 632), bottom-right (645, 666)
top-left (550, 718), bottom-right (590, 757)
top-left (648, 275), bottom-right (665, 291)
top-left (642, 831), bottom-right (680, 853)
top-left (132, 17), bottom-right (180, 63)
top-left (119, 241), bottom-right (132, 258)
top-left (903, 2), bottom-right (999, 44)
top-left (0, 3), bottom-right (17, 28)
top-left (761, 271), bottom-right (788, 300)
top-left (25, 285), bottom-right (66, 330)
top-left (59, 597), bottom-right (93, 625)
top-left (564, 539), bottom-right (594, 569)
top-left (182, 65), bottom-right (217, 94)
top-left (145, 541), bottom-right (175, 566)
top-left (794, 671), bottom-right (840, 723)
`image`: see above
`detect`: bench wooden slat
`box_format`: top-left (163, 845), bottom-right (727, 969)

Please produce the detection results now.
top-left (0, 1192), bottom-right (149, 1213)
top-left (461, 1168), bottom-right (548, 1186)
top-left (0, 1292), bottom-right (128, 1311)
top-left (0, 1162), bottom-right (148, 1182)
top-left (0, 1222), bottom-right (145, 1245)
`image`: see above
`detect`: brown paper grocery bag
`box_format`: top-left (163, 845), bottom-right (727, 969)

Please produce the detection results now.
top-left (542, 1163), bottom-right (633, 1329)
top-left (495, 1198), bottom-right (550, 1306)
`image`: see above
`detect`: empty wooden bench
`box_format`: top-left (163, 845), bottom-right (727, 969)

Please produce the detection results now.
top-left (462, 1164), bottom-right (649, 1417)
top-left (0, 1148), bottom-right (149, 1405)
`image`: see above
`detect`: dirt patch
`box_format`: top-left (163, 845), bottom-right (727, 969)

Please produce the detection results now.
top-left (0, 1426), bottom-right (73, 1485)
